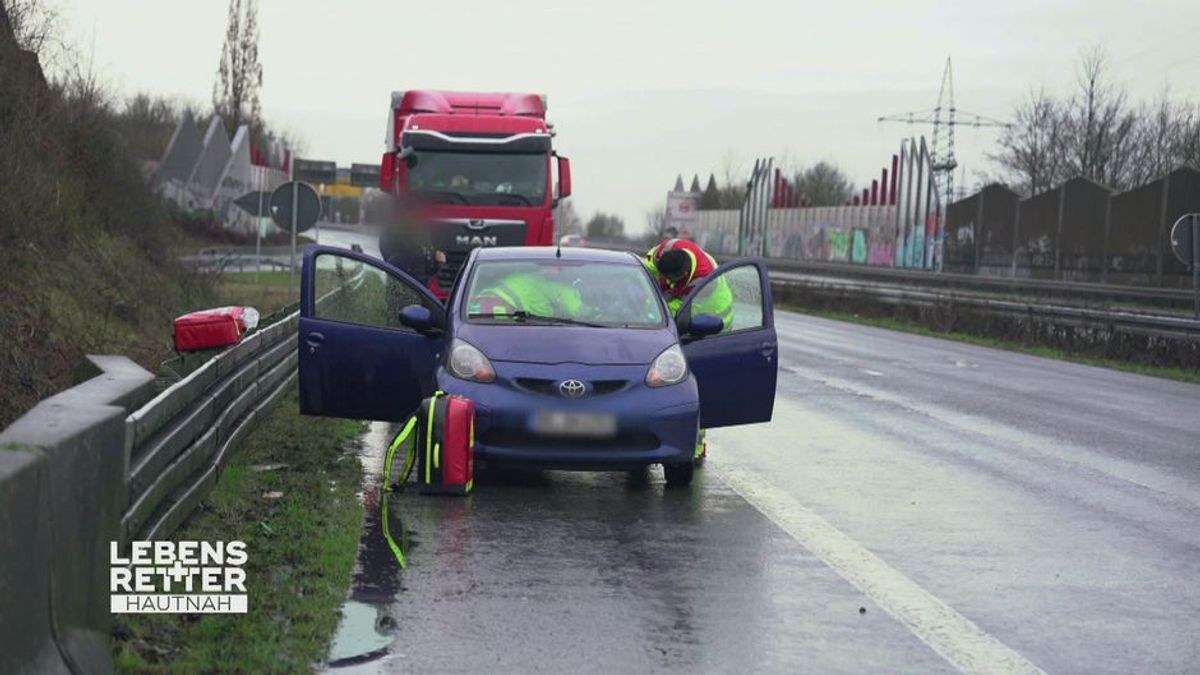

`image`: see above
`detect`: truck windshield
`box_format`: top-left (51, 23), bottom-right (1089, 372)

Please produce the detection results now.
top-left (408, 151), bottom-right (547, 207)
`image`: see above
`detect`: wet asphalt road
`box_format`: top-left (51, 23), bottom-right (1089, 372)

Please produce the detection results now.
top-left (323, 310), bottom-right (1200, 675)
top-left (311, 229), bottom-right (1200, 673)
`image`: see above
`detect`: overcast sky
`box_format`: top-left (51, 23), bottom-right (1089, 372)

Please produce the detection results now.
top-left (58, 0), bottom-right (1200, 231)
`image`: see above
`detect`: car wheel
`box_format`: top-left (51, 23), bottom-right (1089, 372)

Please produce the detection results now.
top-left (663, 462), bottom-right (694, 487)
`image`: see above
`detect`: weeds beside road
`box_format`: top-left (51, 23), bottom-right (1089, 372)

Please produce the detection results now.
top-left (113, 389), bottom-right (366, 673)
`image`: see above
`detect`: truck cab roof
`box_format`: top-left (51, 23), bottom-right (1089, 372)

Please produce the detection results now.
top-left (391, 90), bottom-right (546, 119)
top-left (387, 90), bottom-right (552, 151)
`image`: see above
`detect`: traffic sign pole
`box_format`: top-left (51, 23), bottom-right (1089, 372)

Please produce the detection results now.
top-left (290, 181), bottom-right (299, 300)
top-left (1193, 217), bottom-right (1198, 319)
top-left (269, 179), bottom-right (321, 300)
top-left (255, 167), bottom-right (264, 286)
top-left (1168, 213), bottom-right (1200, 319)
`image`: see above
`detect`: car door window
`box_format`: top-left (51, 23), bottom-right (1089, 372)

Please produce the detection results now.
top-left (688, 264), bottom-right (765, 333)
top-left (313, 252), bottom-right (437, 331)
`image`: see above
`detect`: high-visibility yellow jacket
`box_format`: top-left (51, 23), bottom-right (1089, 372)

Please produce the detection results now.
top-left (468, 272), bottom-right (582, 318)
top-left (644, 240), bottom-right (734, 327)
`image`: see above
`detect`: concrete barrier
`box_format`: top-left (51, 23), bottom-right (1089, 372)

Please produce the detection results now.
top-left (0, 310), bottom-right (302, 674)
top-left (0, 356), bottom-right (155, 675)
top-left (0, 449), bottom-right (64, 674)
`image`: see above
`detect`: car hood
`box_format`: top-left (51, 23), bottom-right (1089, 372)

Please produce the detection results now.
top-left (455, 323), bottom-right (676, 366)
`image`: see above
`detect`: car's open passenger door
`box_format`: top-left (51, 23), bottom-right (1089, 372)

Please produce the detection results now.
top-left (677, 259), bottom-right (777, 428)
top-left (299, 245), bottom-right (445, 421)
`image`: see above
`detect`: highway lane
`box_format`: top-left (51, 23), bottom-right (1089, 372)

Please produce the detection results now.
top-left (319, 302), bottom-right (1200, 673)
top-left (711, 311), bottom-right (1200, 674)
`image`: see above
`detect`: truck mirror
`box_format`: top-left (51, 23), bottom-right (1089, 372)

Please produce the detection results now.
top-left (397, 146), bottom-right (418, 169)
top-left (556, 155), bottom-right (572, 199)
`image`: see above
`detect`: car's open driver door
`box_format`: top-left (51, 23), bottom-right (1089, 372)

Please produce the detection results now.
top-left (299, 245), bottom-right (445, 421)
top-left (676, 258), bottom-right (778, 428)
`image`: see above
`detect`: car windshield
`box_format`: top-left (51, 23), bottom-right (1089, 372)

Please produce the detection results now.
top-left (464, 259), bottom-right (666, 328)
top-left (408, 151), bottom-right (547, 207)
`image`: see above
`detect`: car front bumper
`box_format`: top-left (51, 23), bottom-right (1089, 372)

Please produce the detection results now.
top-left (436, 364), bottom-right (699, 469)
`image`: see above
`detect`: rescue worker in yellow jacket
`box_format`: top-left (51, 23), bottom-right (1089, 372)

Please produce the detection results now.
top-left (644, 238), bottom-right (733, 463)
top-left (467, 270), bottom-right (583, 319)
top-left (644, 238), bottom-right (733, 327)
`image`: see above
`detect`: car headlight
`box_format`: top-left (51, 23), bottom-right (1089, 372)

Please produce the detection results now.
top-left (646, 344), bottom-right (688, 387)
top-left (448, 339), bottom-right (496, 383)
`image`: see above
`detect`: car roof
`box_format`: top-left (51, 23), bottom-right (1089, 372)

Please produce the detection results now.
top-left (473, 246), bottom-right (641, 265)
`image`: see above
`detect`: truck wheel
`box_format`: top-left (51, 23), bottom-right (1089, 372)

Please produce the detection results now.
top-left (663, 462), bottom-right (694, 487)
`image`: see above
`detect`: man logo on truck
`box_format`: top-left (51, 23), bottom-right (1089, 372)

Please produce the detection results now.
top-left (457, 235), bottom-right (499, 247)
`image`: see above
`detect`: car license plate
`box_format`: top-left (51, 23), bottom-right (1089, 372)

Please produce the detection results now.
top-left (530, 412), bottom-right (618, 438)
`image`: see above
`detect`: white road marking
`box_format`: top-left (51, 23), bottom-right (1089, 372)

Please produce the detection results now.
top-left (709, 458), bottom-right (1046, 675)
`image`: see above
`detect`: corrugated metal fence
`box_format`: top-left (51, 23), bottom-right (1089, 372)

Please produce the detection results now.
top-left (690, 137), bottom-right (942, 271)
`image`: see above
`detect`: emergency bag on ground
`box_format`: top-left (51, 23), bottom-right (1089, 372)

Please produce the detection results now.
top-left (172, 306), bottom-right (260, 352)
top-left (381, 391), bottom-right (476, 567)
top-left (416, 391), bottom-right (476, 495)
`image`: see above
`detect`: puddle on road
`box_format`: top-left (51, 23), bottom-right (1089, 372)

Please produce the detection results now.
top-left (325, 421), bottom-right (406, 671)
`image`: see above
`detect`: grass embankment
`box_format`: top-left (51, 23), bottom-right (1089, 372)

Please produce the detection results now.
top-left (213, 271), bottom-right (297, 317)
top-left (791, 306), bottom-right (1200, 385)
top-left (113, 390), bottom-right (366, 673)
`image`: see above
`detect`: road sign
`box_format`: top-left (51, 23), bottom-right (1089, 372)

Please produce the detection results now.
top-left (350, 163), bottom-right (381, 187)
top-left (1170, 213), bottom-right (1200, 319)
top-left (233, 190), bottom-right (272, 217)
top-left (1169, 213), bottom-right (1199, 267)
top-left (293, 158), bottom-right (337, 185)
top-left (270, 182), bottom-right (321, 233)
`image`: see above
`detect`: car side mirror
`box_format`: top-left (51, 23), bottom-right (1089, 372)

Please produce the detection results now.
top-left (684, 313), bottom-right (724, 338)
top-left (399, 304), bottom-right (437, 331)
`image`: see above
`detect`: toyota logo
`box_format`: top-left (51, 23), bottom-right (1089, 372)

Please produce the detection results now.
top-left (558, 379), bottom-right (586, 398)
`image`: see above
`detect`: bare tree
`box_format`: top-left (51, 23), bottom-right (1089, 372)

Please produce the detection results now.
top-left (990, 89), bottom-right (1069, 195)
top-left (793, 161), bottom-right (854, 206)
top-left (1130, 88), bottom-right (1180, 185)
top-left (212, 0), bottom-right (262, 136)
top-left (1, 0), bottom-right (59, 61)
top-left (554, 199), bottom-right (583, 236)
top-left (1173, 102), bottom-right (1200, 169)
top-left (1061, 48), bottom-right (1139, 188)
top-left (992, 47), bottom-right (1199, 195)
top-left (645, 207), bottom-right (667, 236)
top-left (114, 93), bottom-right (184, 160)
top-left (585, 212), bottom-right (625, 242)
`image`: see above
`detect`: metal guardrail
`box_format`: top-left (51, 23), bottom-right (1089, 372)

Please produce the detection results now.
top-left (758, 257), bottom-right (1194, 311)
top-left (770, 273), bottom-right (1200, 343)
top-left (122, 260), bottom-right (366, 544)
top-left (122, 311), bottom-right (299, 543)
top-left (178, 251), bottom-right (294, 273)
top-left (0, 260), bottom-right (366, 674)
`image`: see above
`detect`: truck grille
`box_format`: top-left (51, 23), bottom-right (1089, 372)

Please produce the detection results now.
top-left (431, 219), bottom-right (528, 289)
top-left (437, 250), bottom-right (470, 287)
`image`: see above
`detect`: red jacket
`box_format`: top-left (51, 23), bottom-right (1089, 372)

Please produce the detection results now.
top-left (644, 238), bottom-right (717, 300)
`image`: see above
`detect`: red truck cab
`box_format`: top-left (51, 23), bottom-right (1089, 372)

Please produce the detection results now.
top-left (380, 90), bottom-right (572, 297)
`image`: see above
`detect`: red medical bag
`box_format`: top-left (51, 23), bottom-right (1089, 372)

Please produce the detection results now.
top-left (416, 392), bottom-right (476, 495)
top-left (172, 306), bottom-right (260, 352)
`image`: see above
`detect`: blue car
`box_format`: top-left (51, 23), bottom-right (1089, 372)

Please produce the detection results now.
top-left (297, 244), bottom-right (777, 486)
